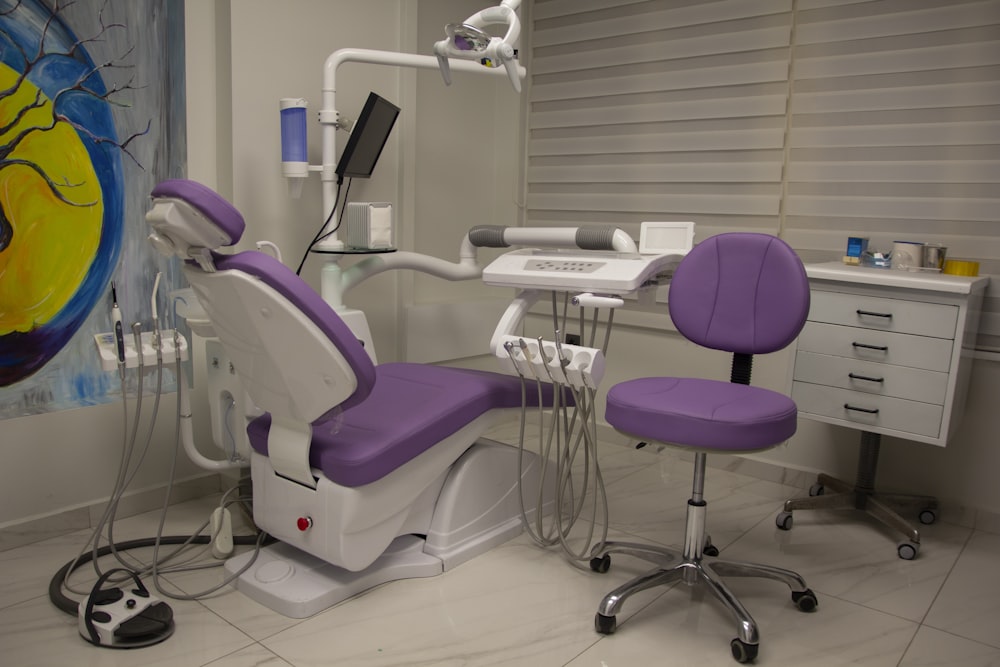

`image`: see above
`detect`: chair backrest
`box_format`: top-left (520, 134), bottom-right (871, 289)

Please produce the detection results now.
top-left (146, 179), bottom-right (377, 427)
top-left (668, 233), bottom-right (809, 356)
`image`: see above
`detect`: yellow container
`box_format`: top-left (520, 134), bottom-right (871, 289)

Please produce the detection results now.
top-left (942, 259), bottom-right (979, 276)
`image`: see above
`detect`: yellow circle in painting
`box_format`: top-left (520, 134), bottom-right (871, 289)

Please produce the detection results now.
top-left (0, 62), bottom-right (103, 335)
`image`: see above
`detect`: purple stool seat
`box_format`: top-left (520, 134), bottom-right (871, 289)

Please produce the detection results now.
top-left (606, 377), bottom-right (798, 452)
top-left (248, 363), bottom-right (555, 487)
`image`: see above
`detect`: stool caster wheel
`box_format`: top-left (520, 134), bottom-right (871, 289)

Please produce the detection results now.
top-left (595, 613), bottom-right (617, 635)
top-left (730, 638), bottom-right (758, 663)
top-left (703, 535), bottom-right (719, 557)
top-left (808, 483), bottom-right (825, 497)
top-left (589, 554), bottom-right (611, 573)
top-left (776, 511), bottom-right (793, 530)
top-left (897, 541), bottom-right (919, 560)
top-left (919, 508), bottom-right (937, 525)
top-left (792, 588), bottom-right (818, 612)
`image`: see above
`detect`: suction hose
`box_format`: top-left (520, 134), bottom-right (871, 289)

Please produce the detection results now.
top-left (48, 534), bottom-right (268, 616)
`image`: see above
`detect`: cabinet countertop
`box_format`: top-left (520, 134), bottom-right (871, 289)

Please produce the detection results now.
top-left (805, 261), bottom-right (987, 295)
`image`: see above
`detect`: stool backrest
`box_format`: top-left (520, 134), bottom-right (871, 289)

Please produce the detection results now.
top-left (668, 233), bottom-right (810, 356)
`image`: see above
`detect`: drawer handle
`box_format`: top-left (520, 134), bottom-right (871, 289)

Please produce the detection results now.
top-left (852, 342), bottom-right (889, 352)
top-left (856, 309), bottom-right (893, 319)
top-left (844, 404), bottom-right (879, 415)
top-left (848, 372), bottom-right (884, 384)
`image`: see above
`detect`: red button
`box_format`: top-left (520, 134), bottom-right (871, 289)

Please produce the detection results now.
top-left (296, 516), bottom-right (312, 531)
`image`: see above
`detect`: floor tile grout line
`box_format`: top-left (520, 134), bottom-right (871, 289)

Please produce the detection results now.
top-left (914, 526), bottom-right (974, 627)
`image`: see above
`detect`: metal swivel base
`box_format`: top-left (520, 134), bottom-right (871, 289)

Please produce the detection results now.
top-left (776, 431), bottom-right (937, 560)
top-left (590, 454), bottom-right (818, 664)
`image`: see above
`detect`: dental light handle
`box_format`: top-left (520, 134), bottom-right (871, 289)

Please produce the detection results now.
top-left (437, 40), bottom-right (520, 93)
top-left (469, 225), bottom-right (639, 254)
top-left (435, 52), bottom-right (452, 87)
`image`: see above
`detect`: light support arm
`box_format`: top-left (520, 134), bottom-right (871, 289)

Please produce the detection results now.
top-left (314, 48), bottom-right (526, 251)
top-left (329, 223), bottom-right (638, 305)
top-left (331, 233), bottom-right (481, 306)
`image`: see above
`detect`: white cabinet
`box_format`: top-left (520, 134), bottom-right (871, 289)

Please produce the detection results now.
top-left (780, 262), bottom-right (987, 557)
top-left (792, 262), bottom-right (987, 447)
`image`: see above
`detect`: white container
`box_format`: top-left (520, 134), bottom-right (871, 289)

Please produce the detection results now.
top-left (892, 241), bottom-right (923, 270)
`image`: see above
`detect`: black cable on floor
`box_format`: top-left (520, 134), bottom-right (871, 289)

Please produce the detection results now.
top-left (49, 534), bottom-right (268, 616)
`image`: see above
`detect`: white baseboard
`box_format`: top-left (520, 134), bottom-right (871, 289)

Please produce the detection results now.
top-left (0, 473), bottom-right (225, 553)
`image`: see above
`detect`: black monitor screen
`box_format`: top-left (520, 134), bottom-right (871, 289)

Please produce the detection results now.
top-left (335, 92), bottom-right (400, 181)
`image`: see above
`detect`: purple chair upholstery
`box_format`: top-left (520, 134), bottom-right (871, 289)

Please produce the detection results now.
top-left (216, 251), bottom-right (556, 487)
top-left (592, 233), bottom-right (816, 663)
top-left (606, 233), bottom-right (809, 452)
top-left (152, 179), bottom-right (246, 244)
top-left (213, 251), bottom-right (377, 417)
top-left (151, 178), bottom-right (557, 490)
top-left (248, 364), bottom-right (551, 487)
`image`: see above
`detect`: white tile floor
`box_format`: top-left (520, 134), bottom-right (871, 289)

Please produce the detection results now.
top-left (3, 441), bottom-right (999, 667)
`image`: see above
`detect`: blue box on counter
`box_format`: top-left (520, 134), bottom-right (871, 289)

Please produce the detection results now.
top-left (844, 237), bottom-right (869, 265)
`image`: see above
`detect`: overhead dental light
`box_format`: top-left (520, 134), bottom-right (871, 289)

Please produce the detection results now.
top-left (434, 0), bottom-right (522, 92)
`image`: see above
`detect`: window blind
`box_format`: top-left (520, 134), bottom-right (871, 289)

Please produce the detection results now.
top-left (781, 0), bottom-right (1000, 346)
top-left (527, 0), bottom-right (795, 242)
top-left (526, 0), bottom-right (1000, 348)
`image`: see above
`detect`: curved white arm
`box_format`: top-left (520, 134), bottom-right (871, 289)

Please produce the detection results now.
top-left (331, 234), bottom-right (481, 304)
top-left (490, 290), bottom-right (541, 354)
top-left (178, 366), bottom-right (244, 471)
top-left (314, 48), bottom-right (527, 250)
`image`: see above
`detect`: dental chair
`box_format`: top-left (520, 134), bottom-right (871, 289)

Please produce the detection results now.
top-left (589, 233), bottom-right (818, 663)
top-left (146, 179), bottom-right (557, 618)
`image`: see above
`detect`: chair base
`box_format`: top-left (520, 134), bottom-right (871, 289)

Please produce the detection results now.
top-left (590, 454), bottom-right (816, 663)
top-left (227, 439), bottom-right (554, 617)
top-left (591, 541), bottom-right (815, 655)
top-left (777, 431), bottom-right (937, 560)
top-left (225, 535), bottom-right (442, 618)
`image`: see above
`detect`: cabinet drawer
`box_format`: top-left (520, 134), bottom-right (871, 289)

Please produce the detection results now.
top-left (792, 382), bottom-right (943, 438)
top-left (797, 321), bottom-right (953, 373)
top-left (809, 291), bottom-right (958, 339)
top-left (793, 351), bottom-right (948, 405)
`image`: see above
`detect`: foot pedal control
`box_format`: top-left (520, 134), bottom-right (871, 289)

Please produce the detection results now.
top-left (79, 568), bottom-right (174, 648)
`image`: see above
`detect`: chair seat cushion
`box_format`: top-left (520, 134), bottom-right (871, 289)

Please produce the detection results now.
top-left (606, 377), bottom-right (797, 452)
top-left (248, 363), bottom-right (557, 487)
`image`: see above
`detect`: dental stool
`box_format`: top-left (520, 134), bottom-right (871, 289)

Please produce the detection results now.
top-left (590, 233), bottom-right (818, 663)
top-left (146, 179), bottom-right (558, 618)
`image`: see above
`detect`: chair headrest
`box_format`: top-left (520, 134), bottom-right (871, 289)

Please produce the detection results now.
top-left (146, 179), bottom-right (246, 266)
